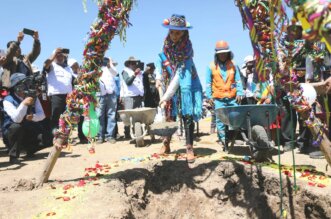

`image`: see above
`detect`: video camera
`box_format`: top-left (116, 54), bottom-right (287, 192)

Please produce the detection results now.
top-left (22, 70), bottom-right (47, 100)
top-left (20, 71), bottom-right (47, 114)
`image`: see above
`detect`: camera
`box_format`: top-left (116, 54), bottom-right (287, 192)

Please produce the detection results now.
top-left (23, 28), bottom-right (35, 36)
top-left (23, 71), bottom-right (47, 100)
top-left (137, 61), bottom-right (144, 71)
top-left (61, 48), bottom-right (70, 54)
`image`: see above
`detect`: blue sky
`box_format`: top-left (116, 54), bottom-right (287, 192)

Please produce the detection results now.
top-left (0, 0), bottom-right (255, 89)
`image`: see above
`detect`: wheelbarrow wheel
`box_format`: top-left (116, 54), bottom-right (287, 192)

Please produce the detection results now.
top-left (134, 122), bottom-right (144, 147)
top-left (251, 125), bottom-right (270, 162)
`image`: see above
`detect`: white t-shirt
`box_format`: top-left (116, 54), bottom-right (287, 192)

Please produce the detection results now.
top-left (46, 62), bottom-right (73, 96)
top-left (120, 67), bottom-right (144, 97)
top-left (99, 66), bottom-right (116, 96)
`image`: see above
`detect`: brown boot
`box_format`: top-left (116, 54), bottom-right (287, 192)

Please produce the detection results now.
top-left (186, 144), bottom-right (195, 163)
top-left (159, 138), bottom-right (171, 155)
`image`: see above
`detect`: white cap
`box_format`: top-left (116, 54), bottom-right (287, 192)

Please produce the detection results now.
top-left (68, 58), bottom-right (78, 67)
top-left (244, 55), bottom-right (254, 64)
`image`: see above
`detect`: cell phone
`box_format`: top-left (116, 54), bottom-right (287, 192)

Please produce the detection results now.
top-left (61, 48), bottom-right (70, 54)
top-left (138, 61), bottom-right (144, 71)
top-left (23, 28), bottom-right (35, 36)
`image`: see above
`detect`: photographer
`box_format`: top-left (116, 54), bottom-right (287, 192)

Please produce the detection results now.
top-left (2, 73), bottom-right (47, 164)
top-left (43, 48), bottom-right (73, 133)
top-left (121, 56), bottom-right (144, 139)
top-left (2, 30), bottom-right (41, 88)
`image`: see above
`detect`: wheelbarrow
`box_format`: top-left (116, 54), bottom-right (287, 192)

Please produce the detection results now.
top-left (215, 104), bottom-right (279, 161)
top-left (118, 107), bottom-right (157, 147)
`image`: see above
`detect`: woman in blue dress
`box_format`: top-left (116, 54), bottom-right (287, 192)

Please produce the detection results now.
top-left (155, 14), bottom-right (203, 163)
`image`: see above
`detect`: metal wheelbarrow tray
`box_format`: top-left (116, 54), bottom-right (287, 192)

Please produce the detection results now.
top-left (215, 104), bottom-right (279, 162)
top-left (118, 107), bottom-right (157, 147)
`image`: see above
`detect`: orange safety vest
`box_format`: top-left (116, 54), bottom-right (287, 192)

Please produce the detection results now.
top-left (210, 61), bottom-right (237, 99)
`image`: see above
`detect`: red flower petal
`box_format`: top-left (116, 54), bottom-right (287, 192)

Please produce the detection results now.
top-left (63, 196), bottom-right (71, 201)
top-left (77, 180), bottom-right (86, 187)
top-left (317, 183), bottom-right (326, 188)
top-left (95, 163), bottom-right (103, 169)
top-left (308, 182), bottom-right (316, 186)
top-left (63, 184), bottom-right (73, 190)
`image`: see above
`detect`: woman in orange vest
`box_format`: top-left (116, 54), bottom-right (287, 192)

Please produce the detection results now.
top-left (205, 41), bottom-right (244, 150)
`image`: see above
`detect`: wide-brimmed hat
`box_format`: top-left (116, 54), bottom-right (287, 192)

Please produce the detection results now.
top-left (10, 73), bottom-right (26, 88)
top-left (215, 41), bottom-right (231, 54)
top-left (146, 63), bottom-right (155, 70)
top-left (162, 14), bottom-right (192, 30)
top-left (124, 56), bottom-right (140, 67)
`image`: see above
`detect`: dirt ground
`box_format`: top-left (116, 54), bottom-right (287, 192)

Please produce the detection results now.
top-left (0, 118), bottom-right (331, 219)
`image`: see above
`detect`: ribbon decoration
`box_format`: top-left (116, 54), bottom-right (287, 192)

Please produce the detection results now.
top-left (236, 0), bottom-right (287, 82)
top-left (53, 0), bottom-right (134, 151)
top-left (286, 0), bottom-right (331, 52)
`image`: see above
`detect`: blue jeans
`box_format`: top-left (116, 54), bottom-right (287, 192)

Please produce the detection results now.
top-left (98, 93), bottom-right (117, 140)
top-left (214, 98), bottom-right (238, 142)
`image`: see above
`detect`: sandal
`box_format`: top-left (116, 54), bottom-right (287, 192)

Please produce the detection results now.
top-left (186, 145), bottom-right (195, 163)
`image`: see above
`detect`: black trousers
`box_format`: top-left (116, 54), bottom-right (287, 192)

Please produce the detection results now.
top-left (50, 94), bottom-right (67, 132)
top-left (112, 97), bottom-right (121, 138)
top-left (4, 121), bottom-right (52, 158)
top-left (183, 116), bottom-right (194, 145)
top-left (279, 98), bottom-right (297, 146)
top-left (78, 116), bottom-right (86, 140)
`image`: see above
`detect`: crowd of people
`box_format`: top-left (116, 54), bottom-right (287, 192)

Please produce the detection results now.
top-left (0, 14), bottom-right (330, 165)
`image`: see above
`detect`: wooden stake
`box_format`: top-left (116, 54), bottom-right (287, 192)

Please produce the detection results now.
top-left (36, 146), bottom-right (62, 187)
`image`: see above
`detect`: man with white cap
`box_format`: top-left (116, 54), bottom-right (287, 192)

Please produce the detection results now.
top-left (2, 73), bottom-right (46, 164)
top-left (67, 58), bottom-right (80, 79)
top-left (240, 55), bottom-right (258, 105)
top-left (43, 48), bottom-right (73, 134)
top-left (96, 57), bottom-right (118, 144)
top-left (205, 40), bottom-right (244, 150)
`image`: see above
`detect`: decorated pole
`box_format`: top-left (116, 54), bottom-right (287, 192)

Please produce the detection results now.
top-left (285, 0), bottom-right (331, 166)
top-left (37, 0), bottom-right (134, 187)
